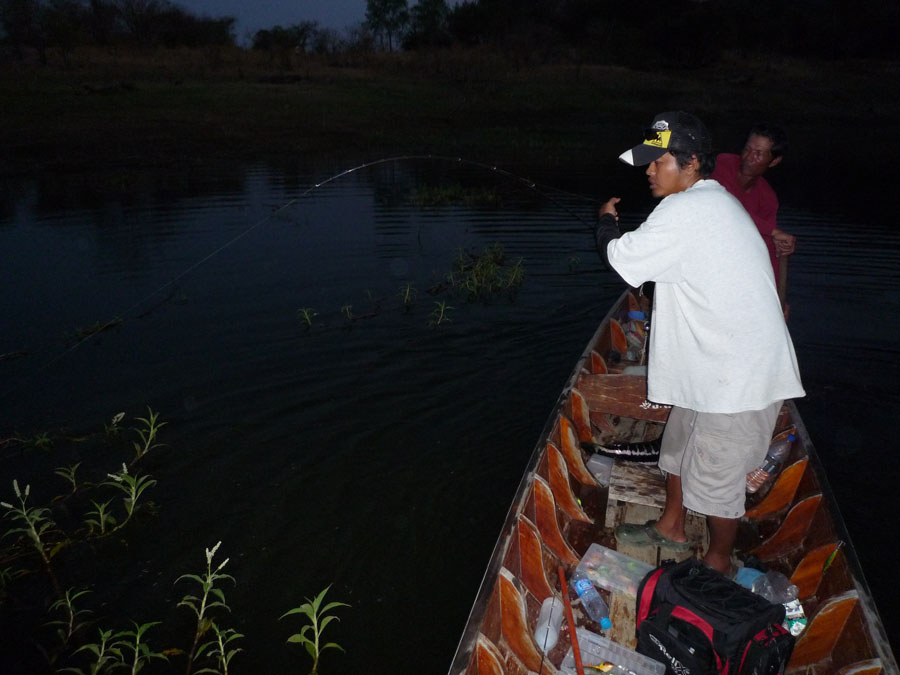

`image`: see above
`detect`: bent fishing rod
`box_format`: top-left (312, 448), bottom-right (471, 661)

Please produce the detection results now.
top-left (1, 154), bottom-right (599, 407)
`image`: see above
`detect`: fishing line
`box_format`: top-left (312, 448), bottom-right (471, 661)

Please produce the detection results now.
top-left (1, 154), bottom-right (598, 408)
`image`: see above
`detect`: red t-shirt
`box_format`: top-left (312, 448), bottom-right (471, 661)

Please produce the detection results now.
top-left (711, 153), bottom-right (779, 277)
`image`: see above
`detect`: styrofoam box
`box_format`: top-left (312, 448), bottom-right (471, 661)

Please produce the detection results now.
top-left (561, 628), bottom-right (666, 675)
top-left (577, 543), bottom-right (654, 597)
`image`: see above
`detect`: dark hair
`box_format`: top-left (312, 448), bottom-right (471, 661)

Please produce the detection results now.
top-left (748, 123), bottom-right (789, 159)
top-left (670, 149), bottom-right (717, 178)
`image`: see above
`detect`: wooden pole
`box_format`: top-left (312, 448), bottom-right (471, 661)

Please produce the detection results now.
top-left (558, 566), bottom-right (585, 675)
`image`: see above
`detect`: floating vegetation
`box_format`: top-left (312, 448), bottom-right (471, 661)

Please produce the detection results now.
top-left (0, 410), bottom-right (348, 673)
top-left (288, 243), bottom-right (523, 334)
top-left (131, 407), bottom-right (167, 462)
top-left (281, 585), bottom-right (350, 675)
top-left (410, 183), bottom-right (503, 208)
top-left (297, 307), bottom-right (318, 329)
top-left (398, 283), bottom-right (417, 313)
top-left (428, 301), bottom-right (454, 327)
top-left (447, 244), bottom-right (525, 300)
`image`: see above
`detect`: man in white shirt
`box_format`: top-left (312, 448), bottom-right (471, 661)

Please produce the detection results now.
top-left (595, 111), bottom-right (805, 574)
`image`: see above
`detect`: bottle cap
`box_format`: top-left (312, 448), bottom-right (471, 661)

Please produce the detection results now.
top-left (600, 617), bottom-right (612, 630)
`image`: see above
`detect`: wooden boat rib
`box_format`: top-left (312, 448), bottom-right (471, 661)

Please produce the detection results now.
top-left (449, 287), bottom-right (898, 675)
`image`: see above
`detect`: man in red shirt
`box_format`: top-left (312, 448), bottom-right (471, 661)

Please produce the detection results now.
top-left (711, 124), bottom-right (796, 290)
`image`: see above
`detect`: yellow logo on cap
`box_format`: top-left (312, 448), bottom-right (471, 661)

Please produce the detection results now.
top-left (643, 129), bottom-right (671, 149)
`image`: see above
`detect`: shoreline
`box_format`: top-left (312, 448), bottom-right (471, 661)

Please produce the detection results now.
top-left (4, 48), bottom-right (898, 177)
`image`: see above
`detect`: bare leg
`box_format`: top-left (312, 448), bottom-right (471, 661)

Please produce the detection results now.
top-left (703, 516), bottom-right (738, 573)
top-left (655, 473), bottom-right (688, 543)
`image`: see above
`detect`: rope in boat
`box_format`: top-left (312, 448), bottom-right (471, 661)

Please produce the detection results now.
top-left (1, 154), bottom-right (599, 406)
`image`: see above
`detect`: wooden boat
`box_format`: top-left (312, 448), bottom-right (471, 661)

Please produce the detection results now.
top-left (449, 287), bottom-right (898, 675)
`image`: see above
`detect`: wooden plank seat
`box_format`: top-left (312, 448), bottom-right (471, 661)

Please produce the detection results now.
top-left (475, 634), bottom-right (506, 675)
top-left (790, 541), bottom-right (842, 600)
top-left (750, 494), bottom-right (824, 560)
top-left (788, 591), bottom-right (859, 670)
top-left (557, 416), bottom-right (598, 486)
top-left (835, 659), bottom-right (885, 675)
top-left (498, 568), bottom-right (556, 673)
top-left (575, 372), bottom-right (671, 423)
top-left (533, 476), bottom-right (579, 566)
top-left (745, 458), bottom-right (809, 519)
top-left (546, 444), bottom-right (593, 524)
top-left (517, 515), bottom-right (556, 603)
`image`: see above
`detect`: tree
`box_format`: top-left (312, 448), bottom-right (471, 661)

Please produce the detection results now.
top-left (405, 0), bottom-right (450, 49)
top-left (365, 0), bottom-right (408, 51)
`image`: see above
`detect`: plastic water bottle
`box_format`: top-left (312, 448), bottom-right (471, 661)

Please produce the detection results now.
top-left (570, 568), bottom-right (612, 630)
top-left (533, 595), bottom-right (564, 653)
top-left (747, 432), bottom-right (796, 493)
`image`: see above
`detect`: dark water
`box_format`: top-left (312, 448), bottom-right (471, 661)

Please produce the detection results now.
top-left (1, 157), bottom-right (898, 672)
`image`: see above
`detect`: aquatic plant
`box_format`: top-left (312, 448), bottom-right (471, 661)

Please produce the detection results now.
top-left (55, 462), bottom-right (82, 495)
top-left (1, 479), bottom-right (55, 567)
top-left (177, 541), bottom-right (235, 674)
top-left (297, 308), bottom-right (318, 328)
top-left (46, 588), bottom-right (93, 654)
top-left (429, 301), bottom-right (453, 327)
top-left (504, 258), bottom-right (525, 291)
top-left (194, 623), bottom-right (243, 675)
top-left (103, 465), bottom-right (156, 530)
top-left (132, 407), bottom-right (166, 462)
top-left (445, 243), bottom-right (524, 301)
top-left (399, 283), bottom-right (417, 312)
top-left (110, 621), bottom-right (167, 674)
top-left (341, 304), bottom-right (354, 322)
top-left (19, 431), bottom-right (53, 451)
top-left (84, 499), bottom-right (116, 536)
top-left (105, 412), bottom-right (126, 438)
top-left (281, 585), bottom-right (349, 675)
top-left (64, 627), bottom-right (122, 675)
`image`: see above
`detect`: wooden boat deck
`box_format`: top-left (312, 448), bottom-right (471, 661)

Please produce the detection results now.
top-left (450, 288), bottom-right (898, 675)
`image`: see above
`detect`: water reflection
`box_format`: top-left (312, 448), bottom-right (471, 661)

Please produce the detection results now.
top-left (0, 158), bottom-right (898, 671)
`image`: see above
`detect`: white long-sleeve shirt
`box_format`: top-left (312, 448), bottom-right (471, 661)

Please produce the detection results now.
top-left (607, 179), bottom-right (805, 413)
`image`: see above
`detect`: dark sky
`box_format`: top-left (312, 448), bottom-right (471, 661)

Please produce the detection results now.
top-left (175, 0), bottom-right (366, 41)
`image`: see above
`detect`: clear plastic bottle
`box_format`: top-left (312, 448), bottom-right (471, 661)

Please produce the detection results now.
top-left (533, 595), bottom-right (564, 653)
top-left (747, 432), bottom-right (796, 493)
top-left (570, 568), bottom-right (612, 630)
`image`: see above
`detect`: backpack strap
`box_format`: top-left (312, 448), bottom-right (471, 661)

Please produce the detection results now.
top-left (636, 566), bottom-right (665, 626)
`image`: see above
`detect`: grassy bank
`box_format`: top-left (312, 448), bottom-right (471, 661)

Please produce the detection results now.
top-left (2, 46), bottom-right (899, 176)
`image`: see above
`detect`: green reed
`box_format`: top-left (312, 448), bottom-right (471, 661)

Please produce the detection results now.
top-left (398, 283), bottom-right (417, 312)
top-left (103, 464), bottom-right (157, 530)
top-left (84, 499), bottom-right (116, 536)
top-left (429, 301), bottom-right (454, 327)
top-left (1, 480), bottom-right (55, 567)
top-left (55, 462), bottom-right (82, 495)
top-left (112, 621), bottom-right (168, 674)
top-left (64, 627), bottom-right (121, 675)
top-left (195, 623), bottom-right (243, 675)
top-left (281, 585), bottom-right (349, 675)
top-left (132, 407), bottom-right (167, 461)
top-left (105, 412), bottom-right (126, 438)
top-left (46, 588), bottom-right (92, 654)
top-left (297, 307), bottom-right (318, 328)
top-left (177, 541), bottom-right (236, 675)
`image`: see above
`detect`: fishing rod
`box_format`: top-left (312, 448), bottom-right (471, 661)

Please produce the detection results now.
top-left (0, 154), bottom-right (598, 407)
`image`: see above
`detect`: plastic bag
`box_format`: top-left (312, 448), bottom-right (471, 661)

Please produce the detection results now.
top-left (751, 570), bottom-right (798, 604)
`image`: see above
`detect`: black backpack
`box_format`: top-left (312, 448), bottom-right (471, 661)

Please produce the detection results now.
top-left (635, 558), bottom-right (795, 675)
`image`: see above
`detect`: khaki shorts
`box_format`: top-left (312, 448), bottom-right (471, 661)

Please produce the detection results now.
top-left (658, 401), bottom-right (782, 519)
